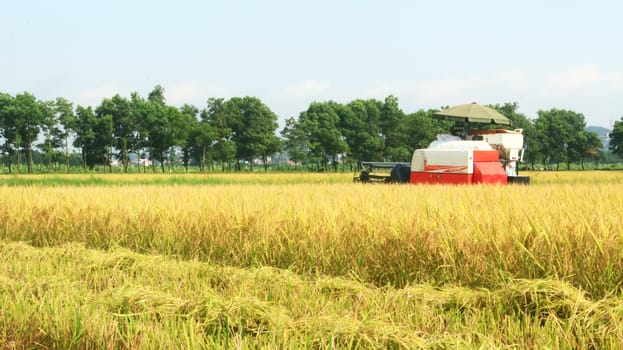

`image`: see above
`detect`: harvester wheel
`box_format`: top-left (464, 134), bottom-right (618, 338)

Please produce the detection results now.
top-left (359, 170), bottom-right (370, 183)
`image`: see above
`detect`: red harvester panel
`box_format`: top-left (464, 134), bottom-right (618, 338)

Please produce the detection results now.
top-left (473, 162), bottom-right (507, 184)
top-left (472, 150), bottom-right (506, 184)
top-left (409, 149), bottom-right (507, 185)
top-left (472, 150), bottom-right (500, 162)
top-left (410, 172), bottom-right (473, 184)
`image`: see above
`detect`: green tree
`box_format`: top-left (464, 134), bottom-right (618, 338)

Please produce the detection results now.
top-left (148, 84), bottom-right (166, 105)
top-left (179, 104), bottom-right (200, 172)
top-left (609, 119), bottom-right (623, 159)
top-left (280, 116), bottom-right (309, 170)
top-left (535, 108), bottom-right (592, 170)
top-left (96, 94), bottom-right (137, 172)
top-left (143, 94), bottom-right (173, 173)
top-left (380, 95), bottom-right (410, 161)
top-left (93, 114), bottom-right (114, 170)
top-left (138, 86), bottom-right (190, 173)
top-left (339, 99), bottom-right (384, 165)
top-left (119, 93), bottom-right (140, 172)
top-left (73, 105), bottom-right (97, 169)
top-left (73, 105), bottom-right (112, 169)
top-left (297, 101), bottom-right (347, 171)
top-left (189, 105), bottom-right (216, 172)
top-left (167, 105), bottom-right (191, 172)
top-left (204, 98), bottom-right (236, 171)
top-left (37, 100), bottom-right (63, 170)
top-left (535, 109), bottom-right (567, 170)
top-left (0, 93), bottom-right (18, 172)
top-left (129, 92), bottom-right (152, 172)
top-left (54, 97), bottom-right (77, 171)
top-left (225, 97), bottom-right (281, 171)
top-left (13, 92), bottom-right (45, 173)
top-left (404, 109), bottom-right (438, 151)
top-left (578, 131), bottom-right (602, 169)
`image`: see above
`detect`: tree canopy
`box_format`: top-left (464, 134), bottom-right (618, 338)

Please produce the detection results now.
top-left (609, 119), bottom-right (623, 159)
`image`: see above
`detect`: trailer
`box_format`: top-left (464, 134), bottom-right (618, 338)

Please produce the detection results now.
top-left (353, 162), bottom-right (411, 183)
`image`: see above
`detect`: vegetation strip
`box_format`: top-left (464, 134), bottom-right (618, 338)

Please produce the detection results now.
top-left (1, 90), bottom-right (620, 174)
top-left (0, 173), bottom-right (353, 187)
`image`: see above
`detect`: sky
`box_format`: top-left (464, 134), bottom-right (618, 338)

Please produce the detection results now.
top-left (1, 0), bottom-right (622, 128)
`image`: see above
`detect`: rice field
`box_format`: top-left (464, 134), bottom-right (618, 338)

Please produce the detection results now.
top-left (1, 171), bottom-right (623, 348)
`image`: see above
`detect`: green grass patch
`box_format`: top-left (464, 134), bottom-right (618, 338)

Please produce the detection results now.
top-left (0, 173), bottom-right (353, 187)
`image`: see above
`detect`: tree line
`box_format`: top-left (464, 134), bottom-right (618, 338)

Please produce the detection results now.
top-left (0, 85), bottom-right (620, 173)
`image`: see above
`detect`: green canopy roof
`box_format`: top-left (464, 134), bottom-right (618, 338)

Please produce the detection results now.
top-left (434, 103), bottom-right (511, 125)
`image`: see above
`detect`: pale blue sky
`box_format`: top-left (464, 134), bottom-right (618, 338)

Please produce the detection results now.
top-left (2, 0), bottom-right (622, 128)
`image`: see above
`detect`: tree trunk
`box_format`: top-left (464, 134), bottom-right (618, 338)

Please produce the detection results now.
top-left (201, 145), bottom-right (206, 173)
top-left (151, 156), bottom-right (157, 173)
top-left (323, 153), bottom-right (328, 172)
top-left (168, 149), bottom-right (173, 173)
top-left (124, 140), bottom-right (130, 173)
top-left (108, 147), bottom-right (113, 173)
top-left (65, 136), bottom-right (70, 173)
top-left (7, 149), bottom-right (13, 174)
top-left (82, 146), bottom-right (87, 170)
top-left (15, 138), bottom-right (21, 174)
top-left (48, 152), bottom-right (52, 170)
top-left (25, 136), bottom-right (33, 174)
top-left (27, 145), bottom-right (33, 174)
top-left (122, 140), bottom-right (128, 173)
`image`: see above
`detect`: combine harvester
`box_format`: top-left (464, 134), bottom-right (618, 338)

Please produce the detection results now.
top-left (355, 103), bottom-right (530, 185)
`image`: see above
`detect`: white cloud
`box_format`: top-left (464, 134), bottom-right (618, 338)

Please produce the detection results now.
top-left (365, 69), bottom-right (528, 108)
top-left (78, 82), bottom-right (231, 107)
top-left (283, 80), bottom-right (330, 98)
top-left (545, 63), bottom-right (604, 90)
top-left (165, 82), bottom-right (230, 105)
top-left (381, 64), bottom-right (623, 127)
top-left (413, 78), bottom-right (477, 102)
top-left (79, 82), bottom-right (127, 106)
top-left (495, 68), bottom-right (526, 82)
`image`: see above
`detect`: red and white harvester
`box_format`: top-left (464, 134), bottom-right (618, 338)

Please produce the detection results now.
top-left (355, 103), bottom-right (530, 185)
